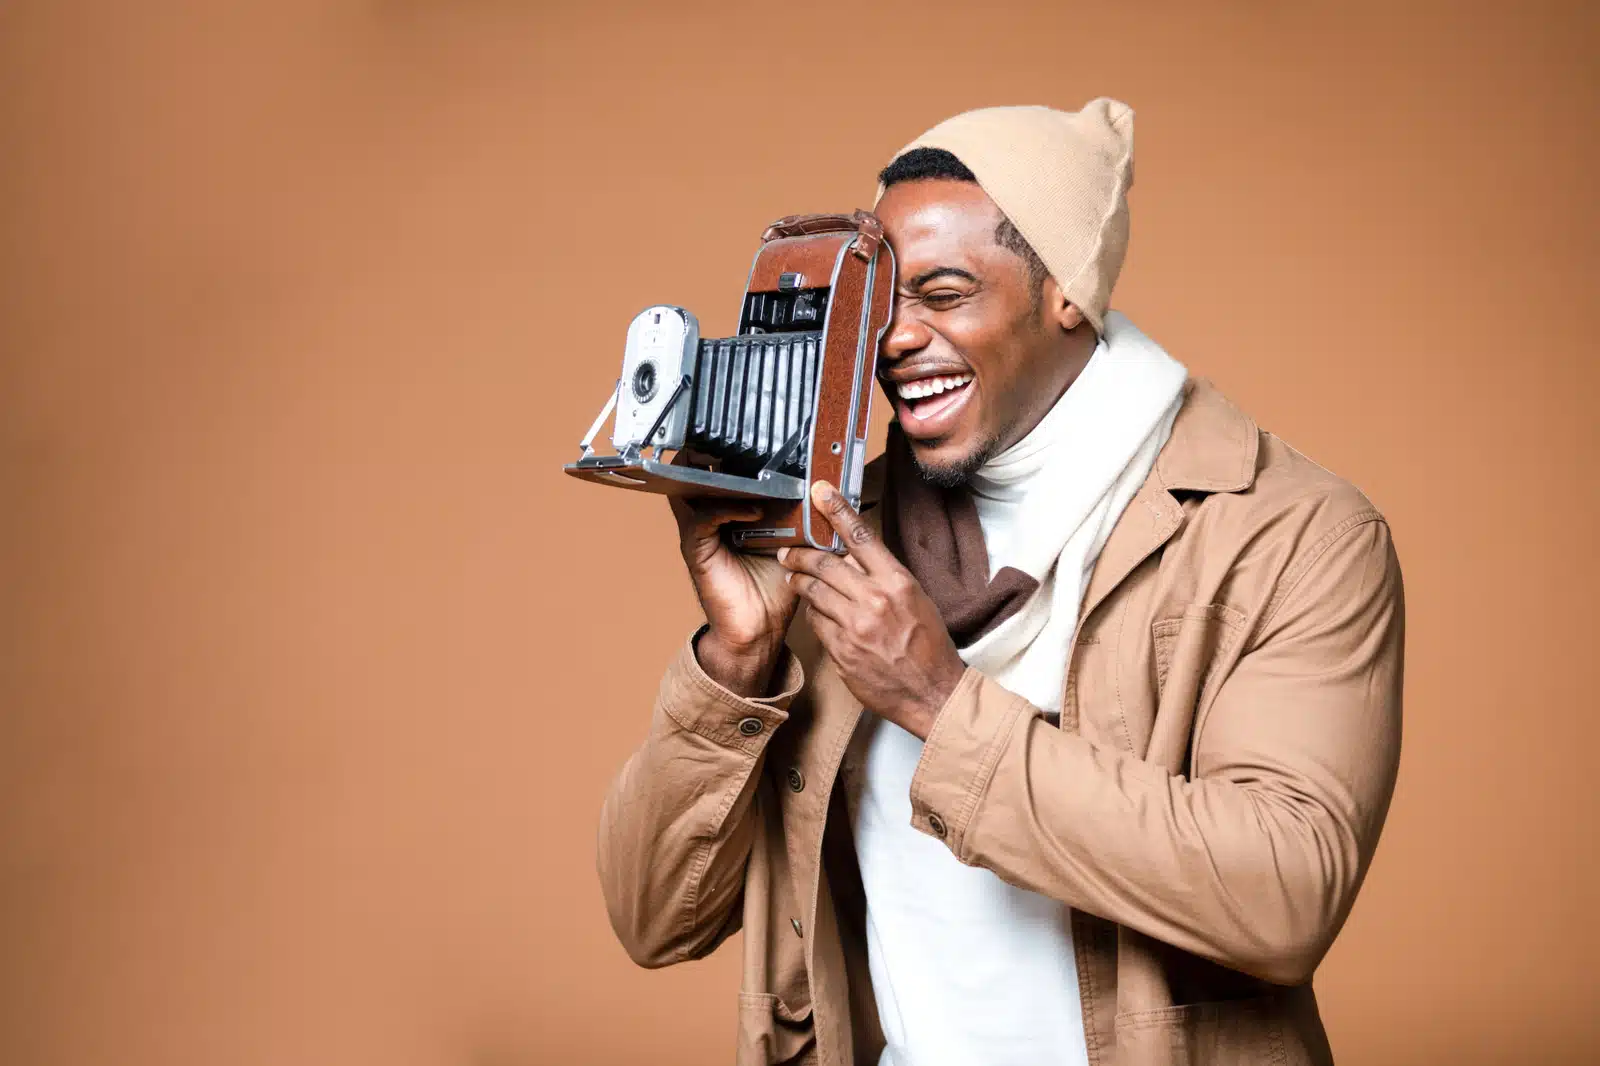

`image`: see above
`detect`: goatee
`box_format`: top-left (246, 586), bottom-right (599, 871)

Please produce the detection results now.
top-left (912, 434), bottom-right (1002, 490)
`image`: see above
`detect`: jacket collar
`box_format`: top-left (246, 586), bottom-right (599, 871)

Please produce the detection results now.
top-left (860, 377), bottom-right (1257, 509)
top-left (1155, 378), bottom-right (1259, 495)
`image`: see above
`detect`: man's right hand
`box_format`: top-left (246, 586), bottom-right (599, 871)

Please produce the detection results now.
top-left (669, 497), bottom-right (801, 698)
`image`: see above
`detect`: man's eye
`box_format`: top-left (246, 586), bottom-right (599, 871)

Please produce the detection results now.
top-left (922, 291), bottom-right (964, 308)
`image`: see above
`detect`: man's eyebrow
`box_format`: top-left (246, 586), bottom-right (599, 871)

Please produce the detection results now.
top-left (904, 266), bottom-right (979, 289)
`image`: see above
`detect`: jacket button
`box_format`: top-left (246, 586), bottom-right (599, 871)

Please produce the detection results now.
top-left (787, 766), bottom-right (805, 792)
top-left (927, 813), bottom-right (947, 838)
top-left (737, 717), bottom-right (763, 737)
top-left (790, 917), bottom-right (804, 937)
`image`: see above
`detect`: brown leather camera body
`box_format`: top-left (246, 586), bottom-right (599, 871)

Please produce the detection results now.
top-left (564, 210), bottom-right (894, 553)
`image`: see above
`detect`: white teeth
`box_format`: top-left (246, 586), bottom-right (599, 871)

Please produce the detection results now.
top-left (897, 373), bottom-right (972, 400)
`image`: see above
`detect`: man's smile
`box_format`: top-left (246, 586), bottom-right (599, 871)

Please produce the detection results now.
top-left (884, 368), bottom-right (978, 440)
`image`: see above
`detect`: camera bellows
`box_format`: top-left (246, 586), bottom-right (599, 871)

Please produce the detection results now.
top-left (688, 331), bottom-right (821, 475)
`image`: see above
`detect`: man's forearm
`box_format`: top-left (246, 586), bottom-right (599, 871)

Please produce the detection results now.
top-left (912, 689), bottom-right (1366, 984)
top-left (906, 519), bottom-right (1403, 984)
top-left (596, 632), bottom-right (804, 967)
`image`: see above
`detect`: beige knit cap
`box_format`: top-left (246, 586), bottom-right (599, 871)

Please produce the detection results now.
top-left (878, 98), bottom-right (1135, 334)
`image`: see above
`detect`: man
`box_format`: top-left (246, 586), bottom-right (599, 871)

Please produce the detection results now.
top-left (596, 98), bottom-right (1403, 1066)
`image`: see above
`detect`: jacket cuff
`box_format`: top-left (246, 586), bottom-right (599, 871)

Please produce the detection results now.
top-left (659, 627), bottom-right (805, 756)
top-left (907, 667), bottom-right (1038, 859)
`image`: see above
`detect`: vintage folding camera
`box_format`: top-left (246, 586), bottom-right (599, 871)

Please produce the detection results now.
top-left (564, 210), bottom-right (895, 552)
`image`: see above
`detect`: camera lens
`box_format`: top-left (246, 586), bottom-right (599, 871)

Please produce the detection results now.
top-left (632, 361), bottom-right (658, 403)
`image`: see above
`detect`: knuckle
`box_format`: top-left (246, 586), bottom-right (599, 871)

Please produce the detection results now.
top-left (849, 524), bottom-right (874, 545)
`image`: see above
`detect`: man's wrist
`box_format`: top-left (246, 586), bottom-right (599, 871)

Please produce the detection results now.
top-left (898, 661), bottom-right (966, 740)
top-left (695, 629), bottom-right (785, 698)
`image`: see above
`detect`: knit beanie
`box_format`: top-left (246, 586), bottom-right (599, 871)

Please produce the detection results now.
top-left (877, 98), bottom-right (1135, 334)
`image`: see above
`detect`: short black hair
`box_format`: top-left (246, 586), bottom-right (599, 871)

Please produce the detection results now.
top-left (878, 147), bottom-right (1050, 295)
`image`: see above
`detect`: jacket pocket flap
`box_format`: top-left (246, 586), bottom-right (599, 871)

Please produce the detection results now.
top-left (737, 991), bottom-right (815, 1065)
top-left (1115, 995), bottom-right (1318, 1066)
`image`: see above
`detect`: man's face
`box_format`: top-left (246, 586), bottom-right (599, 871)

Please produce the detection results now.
top-left (874, 179), bottom-right (1087, 486)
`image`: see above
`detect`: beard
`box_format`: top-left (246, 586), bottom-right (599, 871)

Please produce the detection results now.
top-left (910, 432), bottom-right (1002, 489)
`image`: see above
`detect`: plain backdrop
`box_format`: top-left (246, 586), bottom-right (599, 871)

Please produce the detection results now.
top-left (2, 2), bottom-right (1596, 1064)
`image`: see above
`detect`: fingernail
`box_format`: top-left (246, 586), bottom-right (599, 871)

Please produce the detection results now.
top-left (777, 548), bottom-right (789, 562)
top-left (812, 481), bottom-right (836, 501)
top-left (784, 572), bottom-right (793, 584)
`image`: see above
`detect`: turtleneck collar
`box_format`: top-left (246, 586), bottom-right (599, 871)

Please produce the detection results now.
top-left (968, 333), bottom-right (1110, 503)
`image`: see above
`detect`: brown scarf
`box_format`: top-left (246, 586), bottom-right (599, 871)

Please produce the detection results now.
top-left (878, 424), bottom-right (1040, 649)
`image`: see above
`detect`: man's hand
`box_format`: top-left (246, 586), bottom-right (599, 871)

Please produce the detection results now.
top-left (778, 481), bottom-right (966, 739)
top-left (670, 497), bottom-right (801, 698)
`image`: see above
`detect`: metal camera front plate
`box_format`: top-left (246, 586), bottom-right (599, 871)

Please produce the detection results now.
top-left (613, 305), bottom-right (698, 451)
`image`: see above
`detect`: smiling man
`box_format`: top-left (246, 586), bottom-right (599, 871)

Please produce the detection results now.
top-left (597, 99), bottom-right (1404, 1066)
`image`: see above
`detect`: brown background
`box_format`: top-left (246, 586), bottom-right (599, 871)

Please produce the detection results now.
top-left (1, 2), bottom-right (1596, 1064)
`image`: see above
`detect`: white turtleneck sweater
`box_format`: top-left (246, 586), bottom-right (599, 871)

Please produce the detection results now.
top-left (846, 312), bottom-right (1188, 1066)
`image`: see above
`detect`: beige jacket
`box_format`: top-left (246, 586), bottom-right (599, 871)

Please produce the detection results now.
top-left (597, 381), bottom-right (1404, 1065)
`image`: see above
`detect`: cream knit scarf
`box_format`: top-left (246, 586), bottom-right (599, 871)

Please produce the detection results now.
top-left (884, 312), bottom-right (1187, 709)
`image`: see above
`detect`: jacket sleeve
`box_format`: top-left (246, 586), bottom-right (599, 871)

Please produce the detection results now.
top-left (907, 517), bottom-right (1404, 986)
top-left (596, 629), bottom-right (806, 968)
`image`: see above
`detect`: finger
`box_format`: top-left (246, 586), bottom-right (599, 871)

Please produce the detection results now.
top-left (671, 496), bottom-right (765, 539)
top-left (785, 570), bottom-right (852, 624)
top-left (809, 480), bottom-right (897, 573)
top-left (803, 597), bottom-right (846, 649)
top-left (778, 545), bottom-right (870, 599)
top-left (797, 534), bottom-right (866, 573)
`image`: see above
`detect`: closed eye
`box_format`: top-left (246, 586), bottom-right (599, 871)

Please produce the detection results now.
top-left (920, 290), bottom-right (965, 309)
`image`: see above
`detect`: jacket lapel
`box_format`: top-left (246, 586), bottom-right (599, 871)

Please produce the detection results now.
top-left (1076, 378), bottom-right (1259, 632)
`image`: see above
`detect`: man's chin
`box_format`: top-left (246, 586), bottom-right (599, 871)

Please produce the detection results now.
top-left (907, 435), bottom-right (999, 490)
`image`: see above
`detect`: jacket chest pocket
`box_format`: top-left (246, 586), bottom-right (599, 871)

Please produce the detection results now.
top-left (1070, 601), bottom-right (1247, 764)
top-left (1146, 603), bottom-right (1248, 770)
top-left (1152, 603), bottom-right (1247, 709)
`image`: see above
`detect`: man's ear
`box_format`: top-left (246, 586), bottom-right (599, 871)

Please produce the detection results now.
top-left (1042, 277), bottom-right (1085, 332)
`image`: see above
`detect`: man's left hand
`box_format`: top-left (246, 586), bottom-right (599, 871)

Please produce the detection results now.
top-left (778, 481), bottom-right (967, 740)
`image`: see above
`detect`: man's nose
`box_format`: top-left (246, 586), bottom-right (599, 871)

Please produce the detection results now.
top-left (880, 303), bottom-right (929, 363)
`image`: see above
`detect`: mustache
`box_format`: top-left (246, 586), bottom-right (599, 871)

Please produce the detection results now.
top-left (878, 361), bottom-right (974, 384)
